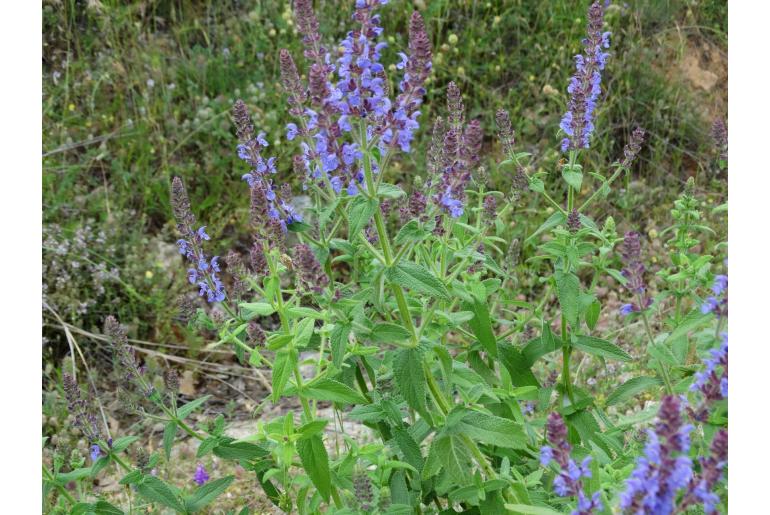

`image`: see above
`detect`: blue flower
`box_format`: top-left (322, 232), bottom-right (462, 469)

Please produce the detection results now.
top-left (286, 123), bottom-right (299, 141)
top-left (540, 446), bottom-right (554, 466)
top-left (619, 303), bottom-right (635, 316)
top-left (90, 444), bottom-right (102, 462)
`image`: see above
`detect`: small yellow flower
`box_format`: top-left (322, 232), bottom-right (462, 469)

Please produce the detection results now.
top-left (457, 66), bottom-right (465, 76)
top-left (68, 103), bottom-right (76, 112)
top-left (145, 270), bottom-right (154, 279)
top-left (648, 228), bottom-right (658, 239)
top-left (494, 65), bottom-right (501, 72)
top-left (268, 28), bottom-right (277, 37)
top-left (388, 63), bottom-right (396, 72)
top-left (493, 15), bottom-right (501, 25)
top-left (448, 33), bottom-right (458, 45)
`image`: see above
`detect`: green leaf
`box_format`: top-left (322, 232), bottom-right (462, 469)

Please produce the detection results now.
top-left (562, 164), bottom-right (583, 191)
top-left (378, 183), bottom-right (406, 199)
top-left (522, 331), bottom-right (564, 366)
top-left (185, 476), bottom-right (235, 512)
top-left (213, 439), bottom-right (269, 461)
top-left (239, 302), bottom-right (275, 318)
top-left (298, 419), bottom-right (329, 439)
top-left (392, 427), bottom-right (424, 472)
top-left (458, 410), bottom-right (528, 449)
top-left (370, 323), bottom-right (412, 344)
top-left (573, 336), bottom-right (632, 361)
top-left (177, 395), bottom-right (212, 420)
top-left (434, 435), bottom-right (471, 485)
top-left (465, 294), bottom-right (498, 357)
top-left (585, 300), bottom-right (601, 330)
top-left (386, 261), bottom-right (450, 301)
top-left (606, 377), bottom-right (662, 406)
top-left (296, 435), bottom-right (331, 502)
top-left (119, 470), bottom-right (143, 485)
top-left (55, 466), bottom-right (93, 483)
top-left (287, 220), bottom-right (312, 233)
top-left (394, 219), bottom-right (429, 244)
top-left (293, 318), bottom-right (315, 349)
top-left (330, 323), bottom-right (351, 368)
top-left (197, 437), bottom-right (219, 458)
top-left (163, 422), bottom-right (177, 460)
top-left (92, 501), bottom-right (125, 515)
top-left (136, 476), bottom-right (185, 513)
top-left (649, 342), bottom-right (678, 366)
top-left (109, 436), bottom-right (139, 453)
top-left (504, 504), bottom-right (563, 515)
top-left (666, 308), bottom-right (714, 343)
top-left (554, 271), bottom-right (580, 328)
top-left (499, 343), bottom-right (540, 387)
top-left (394, 348), bottom-right (431, 422)
top-left (348, 196), bottom-right (377, 238)
top-left (525, 212), bottom-right (566, 245)
top-left (272, 348), bottom-right (297, 402)
top-left (304, 378), bottom-right (368, 404)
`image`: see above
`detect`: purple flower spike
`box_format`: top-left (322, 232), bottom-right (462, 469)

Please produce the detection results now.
top-left (560, 2), bottom-right (611, 152)
top-left (540, 413), bottom-right (603, 514)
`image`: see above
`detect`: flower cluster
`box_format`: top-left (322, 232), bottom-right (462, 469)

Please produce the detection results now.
top-left (619, 231), bottom-right (651, 316)
top-left (62, 373), bottom-right (103, 446)
top-left (711, 118), bottom-right (728, 162)
top-left (292, 243), bottom-right (329, 294)
top-left (233, 99), bottom-right (302, 232)
top-left (171, 177), bottom-right (226, 303)
top-left (680, 429), bottom-right (728, 514)
top-left (688, 333), bottom-right (728, 422)
top-left (540, 413), bottom-right (603, 514)
top-left (701, 273), bottom-right (727, 317)
top-left (620, 127), bottom-right (646, 168)
top-left (560, 2), bottom-right (611, 152)
top-left (430, 82), bottom-right (484, 218)
top-left (105, 316), bottom-right (155, 397)
top-left (283, 0), bottom-right (432, 196)
top-left (620, 395), bottom-right (694, 514)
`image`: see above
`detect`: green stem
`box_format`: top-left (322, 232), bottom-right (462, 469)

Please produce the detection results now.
top-left (43, 466), bottom-right (77, 505)
top-left (638, 298), bottom-right (674, 395)
top-left (561, 317), bottom-right (575, 403)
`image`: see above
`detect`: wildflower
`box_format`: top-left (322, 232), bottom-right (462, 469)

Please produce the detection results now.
top-left (90, 444), bottom-right (102, 462)
top-left (559, 2), bottom-right (611, 152)
top-left (193, 464), bottom-right (210, 486)
top-left (433, 83), bottom-right (482, 217)
top-left (619, 303), bottom-right (634, 317)
top-left (618, 231), bottom-right (651, 314)
top-left (62, 373), bottom-right (102, 444)
top-left (620, 127), bottom-right (645, 168)
top-left (495, 108), bottom-right (515, 156)
top-left (689, 333), bottom-right (728, 406)
top-left (540, 413), bottom-right (603, 514)
top-left (711, 118), bottom-right (727, 162)
top-left (293, 244), bottom-right (329, 293)
top-left (353, 472), bottom-right (374, 512)
top-left (247, 321), bottom-right (266, 346)
top-left (681, 429), bottom-right (728, 514)
top-left (620, 395), bottom-right (694, 514)
top-left (567, 208), bottom-right (582, 233)
top-left (105, 315), bottom-right (149, 392)
top-left (483, 195), bottom-right (497, 222)
top-left (170, 177), bottom-right (226, 303)
top-left (163, 369), bottom-right (180, 393)
top-left (701, 273), bottom-right (728, 317)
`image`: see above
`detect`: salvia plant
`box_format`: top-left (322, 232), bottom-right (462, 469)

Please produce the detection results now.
top-left (44, 1), bottom-right (727, 514)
